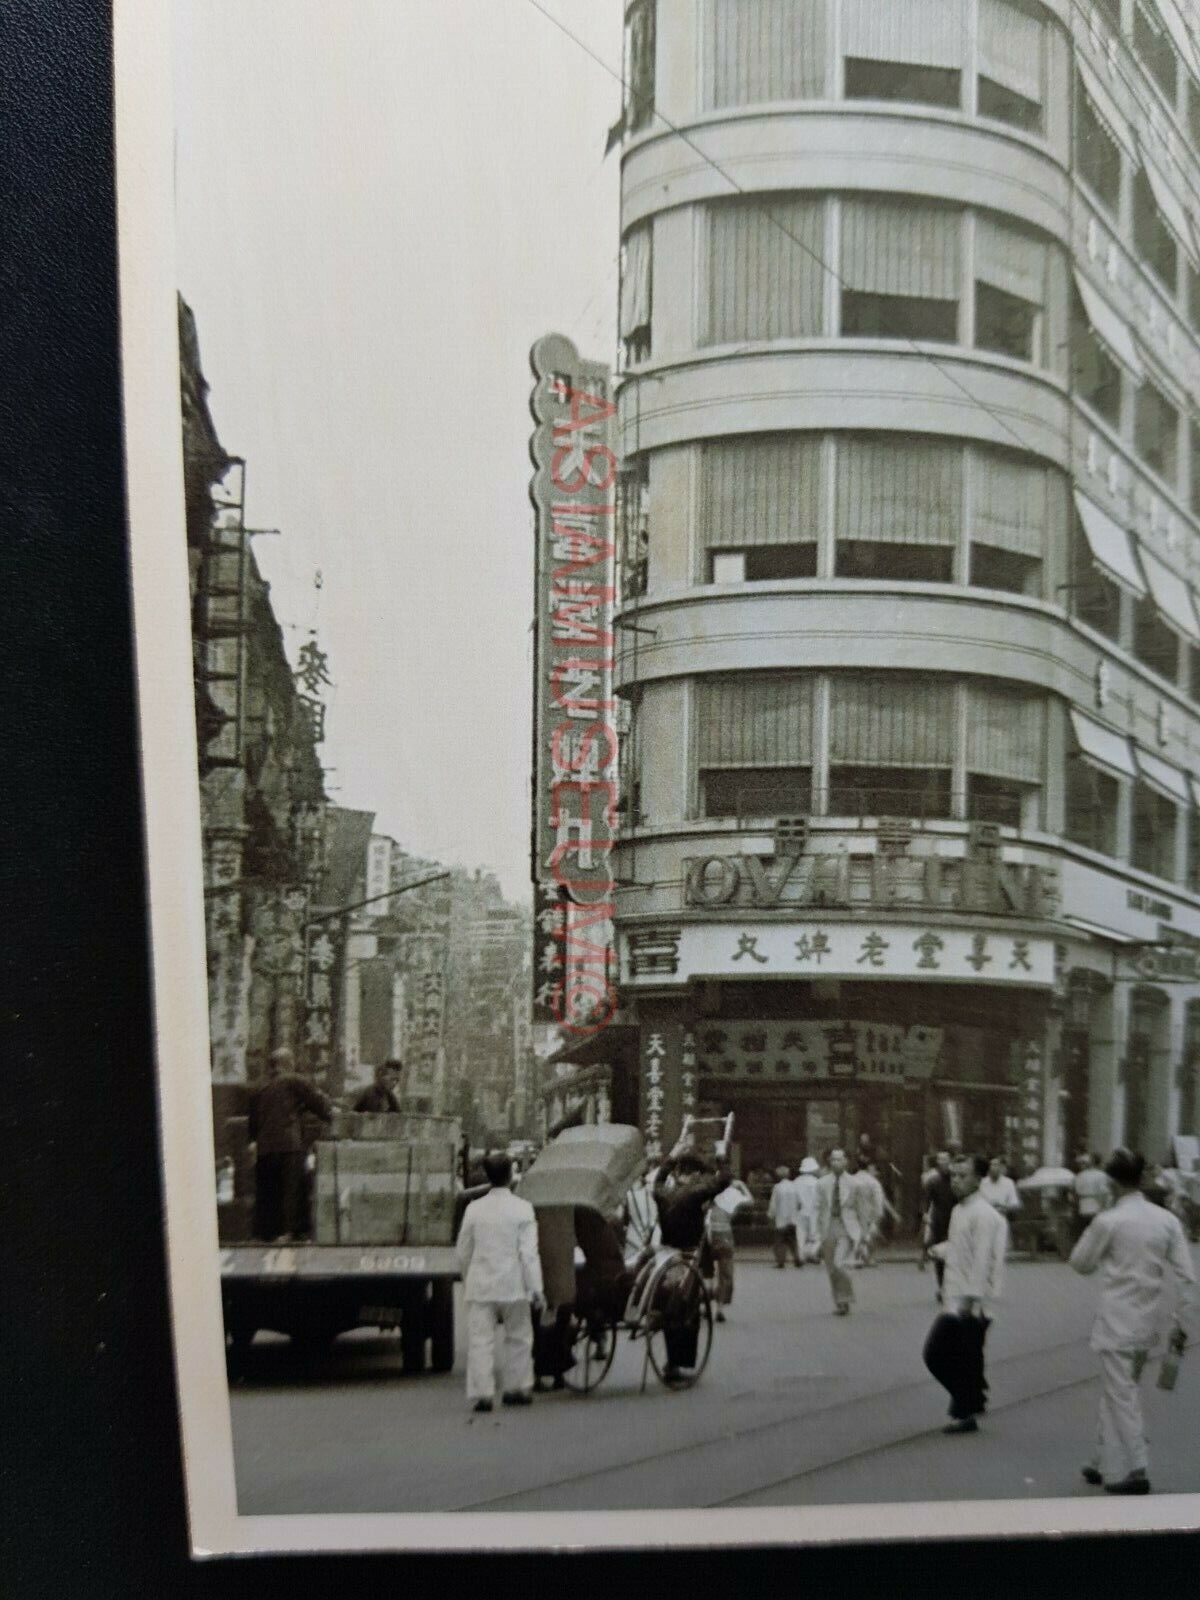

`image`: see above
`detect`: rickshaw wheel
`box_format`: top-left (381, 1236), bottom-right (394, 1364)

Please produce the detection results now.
top-left (645, 1258), bottom-right (713, 1390)
top-left (562, 1315), bottom-right (617, 1393)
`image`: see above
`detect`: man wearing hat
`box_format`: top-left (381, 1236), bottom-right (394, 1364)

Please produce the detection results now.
top-left (768, 1164), bottom-right (802, 1268)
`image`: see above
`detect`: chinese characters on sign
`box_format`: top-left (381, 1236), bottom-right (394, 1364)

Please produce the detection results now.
top-left (622, 923), bottom-right (1055, 988)
top-left (293, 638), bottom-right (331, 745)
top-left (639, 1011), bottom-right (684, 1164)
top-left (529, 333), bottom-right (618, 1035)
top-left (402, 933), bottom-right (447, 1108)
top-left (694, 1021), bottom-right (942, 1084)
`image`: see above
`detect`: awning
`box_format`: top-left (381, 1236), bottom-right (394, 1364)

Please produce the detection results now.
top-left (1134, 745), bottom-right (1191, 805)
top-left (1142, 156), bottom-right (1197, 264)
top-left (1158, 0), bottom-right (1200, 80)
top-left (1070, 707), bottom-right (1136, 779)
top-left (1138, 544), bottom-right (1200, 643)
top-left (1077, 56), bottom-right (1137, 163)
top-left (543, 1022), bottom-right (637, 1071)
top-left (1074, 490), bottom-right (1146, 596)
top-left (1064, 915), bottom-right (1141, 946)
top-left (1074, 271), bottom-right (1144, 380)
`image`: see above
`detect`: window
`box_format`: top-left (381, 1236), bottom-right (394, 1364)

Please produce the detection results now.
top-left (1191, 644), bottom-right (1200, 704)
top-left (969, 543), bottom-right (1041, 594)
top-left (1188, 262), bottom-right (1200, 337)
top-left (1070, 515), bottom-right (1123, 641)
top-left (967, 773), bottom-right (1027, 826)
top-left (977, 0), bottom-right (1045, 133)
top-left (1133, 3), bottom-right (1178, 104)
top-left (1094, 0), bottom-right (1122, 26)
top-left (619, 225), bottom-right (652, 367)
top-left (709, 545), bottom-right (818, 583)
top-left (701, 767), bottom-right (811, 819)
top-left (976, 282), bottom-right (1037, 359)
top-left (1065, 759), bottom-right (1120, 856)
top-left (1070, 290), bottom-right (1122, 425)
top-left (706, 197), bottom-right (825, 344)
top-left (696, 674), bottom-right (812, 820)
top-left (844, 58), bottom-right (961, 107)
top-left (626, 0), bottom-right (656, 133)
top-left (1075, 77), bottom-right (1122, 214)
top-left (833, 434), bottom-right (961, 581)
top-left (840, 197), bottom-right (961, 342)
top-left (827, 765), bottom-right (953, 819)
top-left (1133, 379), bottom-right (1179, 483)
top-left (1192, 421), bottom-right (1200, 515)
top-left (836, 541), bottom-right (954, 581)
top-left (1190, 77), bottom-right (1200, 148)
top-left (706, 0), bottom-right (827, 109)
top-left (1133, 170), bottom-right (1177, 292)
top-left (617, 458), bottom-right (649, 600)
top-left (1131, 781), bottom-right (1178, 879)
top-left (1132, 595), bottom-right (1180, 678)
top-left (1190, 806), bottom-right (1200, 892)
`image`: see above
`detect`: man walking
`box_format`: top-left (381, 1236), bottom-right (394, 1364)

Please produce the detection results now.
top-left (768, 1164), bottom-right (802, 1268)
top-left (854, 1161), bottom-right (893, 1265)
top-left (922, 1150), bottom-right (956, 1301)
top-left (247, 1047), bottom-right (333, 1242)
top-left (816, 1149), bottom-right (866, 1314)
top-left (793, 1156), bottom-right (821, 1261)
top-left (979, 1156), bottom-right (1021, 1222)
top-left (1069, 1149), bottom-right (1196, 1495)
top-left (456, 1150), bottom-right (545, 1413)
top-left (923, 1154), bottom-right (1008, 1433)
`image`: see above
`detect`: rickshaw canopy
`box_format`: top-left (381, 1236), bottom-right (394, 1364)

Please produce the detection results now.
top-left (518, 1124), bottom-right (645, 1217)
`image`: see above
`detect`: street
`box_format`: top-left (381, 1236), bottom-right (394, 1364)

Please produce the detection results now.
top-left (229, 1248), bottom-right (1199, 1514)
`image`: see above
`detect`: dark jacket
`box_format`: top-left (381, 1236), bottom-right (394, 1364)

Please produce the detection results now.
top-left (653, 1157), bottom-right (731, 1251)
top-left (925, 1170), bottom-right (956, 1242)
top-left (249, 1075), bottom-right (332, 1154)
top-left (353, 1083), bottom-right (402, 1114)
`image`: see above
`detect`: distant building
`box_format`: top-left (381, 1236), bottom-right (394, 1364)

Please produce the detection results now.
top-left (606, 2), bottom-right (1200, 1215)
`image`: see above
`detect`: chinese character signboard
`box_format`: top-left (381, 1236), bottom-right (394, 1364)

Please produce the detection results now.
top-left (401, 932), bottom-right (447, 1112)
top-left (694, 1021), bottom-right (943, 1084)
top-left (621, 922), bottom-right (1055, 988)
top-left (532, 882), bottom-right (569, 1025)
top-left (639, 1013), bottom-right (684, 1166)
top-left (529, 333), bottom-right (618, 1036)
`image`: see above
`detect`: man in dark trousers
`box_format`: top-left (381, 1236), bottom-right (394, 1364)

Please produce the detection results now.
top-left (923, 1154), bottom-right (1008, 1434)
top-left (248, 1046), bottom-right (333, 1241)
top-left (353, 1057), bottom-right (403, 1113)
top-left (652, 1146), bottom-right (731, 1380)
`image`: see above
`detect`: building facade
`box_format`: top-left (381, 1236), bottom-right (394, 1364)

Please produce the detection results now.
top-left (609, 0), bottom-right (1200, 1214)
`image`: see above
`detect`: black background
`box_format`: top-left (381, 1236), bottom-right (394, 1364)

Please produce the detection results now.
top-left (2, 0), bottom-right (1197, 1594)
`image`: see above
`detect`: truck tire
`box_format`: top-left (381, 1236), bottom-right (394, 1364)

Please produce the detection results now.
top-left (429, 1280), bottom-right (454, 1373)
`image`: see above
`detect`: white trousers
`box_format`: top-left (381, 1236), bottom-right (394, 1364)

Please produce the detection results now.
top-left (465, 1299), bottom-right (533, 1400)
top-left (1091, 1348), bottom-right (1150, 1483)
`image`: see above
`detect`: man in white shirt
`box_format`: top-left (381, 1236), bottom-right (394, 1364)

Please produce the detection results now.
top-left (853, 1162), bottom-right (887, 1265)
top-left (923, 1154), bottom-right (1008, 1434)
top-left (979, 1156), bottom-right (1021, 1220)
top-left (768, 1165), bottom-right (802, 1268)
top-left (456, 1150), bottom-right (545, 1413)
top-left (1072, 1152), bottom-right (1112, 1243)
top-left (1069, 1148), bottom-right (1196, 1495)
top-left (815, 1150), bottom-right (868, 1314)
top-left (792, 1156), bottom-right (821, 1261)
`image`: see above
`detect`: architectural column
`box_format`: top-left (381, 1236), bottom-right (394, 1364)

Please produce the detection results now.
top-left (1088, 981), bottom-right (1127, 1154)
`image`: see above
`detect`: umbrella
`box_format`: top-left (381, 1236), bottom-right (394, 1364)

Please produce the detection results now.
top-left (1017, 1166), bottom-right (1075, 1191)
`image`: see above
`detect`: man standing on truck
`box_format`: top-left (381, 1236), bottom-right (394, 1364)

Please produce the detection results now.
top-left (248, 1046), bottom-right (333, 1242)
top-left (353, 1057), bottom-right (403, 1114)
top-left (456, 1149), bottom-right (545, 1413)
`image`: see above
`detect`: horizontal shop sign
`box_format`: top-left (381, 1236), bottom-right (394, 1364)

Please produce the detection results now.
top-left (621, 922), bottom-right (1054, 987)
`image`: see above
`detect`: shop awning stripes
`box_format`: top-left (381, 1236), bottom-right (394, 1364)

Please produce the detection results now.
top-left (1138, 543), bottom-right (1200, 644)
top-left (1074, 271), bottom-right (1144, 381)
top-left (1077, 56), bottom-right (1137, 163)
top-left (1134, 746), bottom-right (1191, 805)
top-left (1142, 154), bottom-right (1197, 266)
top-left (1074, 490), bottom-right (1146, 597)
top-left (1069, 707), bottom-right (1136, 780)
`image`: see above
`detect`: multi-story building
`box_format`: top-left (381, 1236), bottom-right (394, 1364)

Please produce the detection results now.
top-left (609, 0), bottom-right (1200, 1213)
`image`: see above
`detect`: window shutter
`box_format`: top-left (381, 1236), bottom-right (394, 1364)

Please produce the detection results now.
top-left (701, 434), bottom-right (823, 548)
top-left (840, 198), bottom-right (961, 299)
top-left (972, 450), bottom-right (1051, 558)
top-left (620, 224), bottom-right (653, 339)
top-left (978, 0), bottom-right (1044, 105)
top-left (706, 0), bottom-right (827, 108)
top-left (697, 674), bottom-right (812, 766)
top-left (841, 0), bottom-right (966, 67)
top-left (966, 684), bottom-right (1045, 780)
top-left (834, 435), bottom-right (962, 544)
top-left (975, 215), bottom-right (1047, 305)
top-left (828, 675), bottom-right (955, 766)
top-left (707, 197), bottom-right (825, 343)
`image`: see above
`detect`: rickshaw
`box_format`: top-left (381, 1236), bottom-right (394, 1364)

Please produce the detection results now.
top-left (518, 1123), bottom-right (716, 1393)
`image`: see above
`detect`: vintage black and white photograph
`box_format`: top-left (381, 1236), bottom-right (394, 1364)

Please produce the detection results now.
top-left (116, 0), bottom-right (1200, 1552)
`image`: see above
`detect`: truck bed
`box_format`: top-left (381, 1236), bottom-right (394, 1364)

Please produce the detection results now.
top-left (219, 1243), bottom-right (460, 1280)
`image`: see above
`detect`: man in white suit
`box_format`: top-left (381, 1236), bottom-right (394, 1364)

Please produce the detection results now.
top-left (815, 1149), bottom-right (867, 1314)
top-left (456, 1149), bottom-right (545, 1413)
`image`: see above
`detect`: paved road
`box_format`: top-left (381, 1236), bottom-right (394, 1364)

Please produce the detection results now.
top-left (229, 1251), bottom-right (1199, 1515)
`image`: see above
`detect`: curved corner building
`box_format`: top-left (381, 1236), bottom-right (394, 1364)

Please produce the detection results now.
top-left (609, 0), bottom-right (1200, 1208)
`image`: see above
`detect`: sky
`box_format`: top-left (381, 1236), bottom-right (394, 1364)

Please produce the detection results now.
top-left (173, 0), bottom-right (623, 900)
